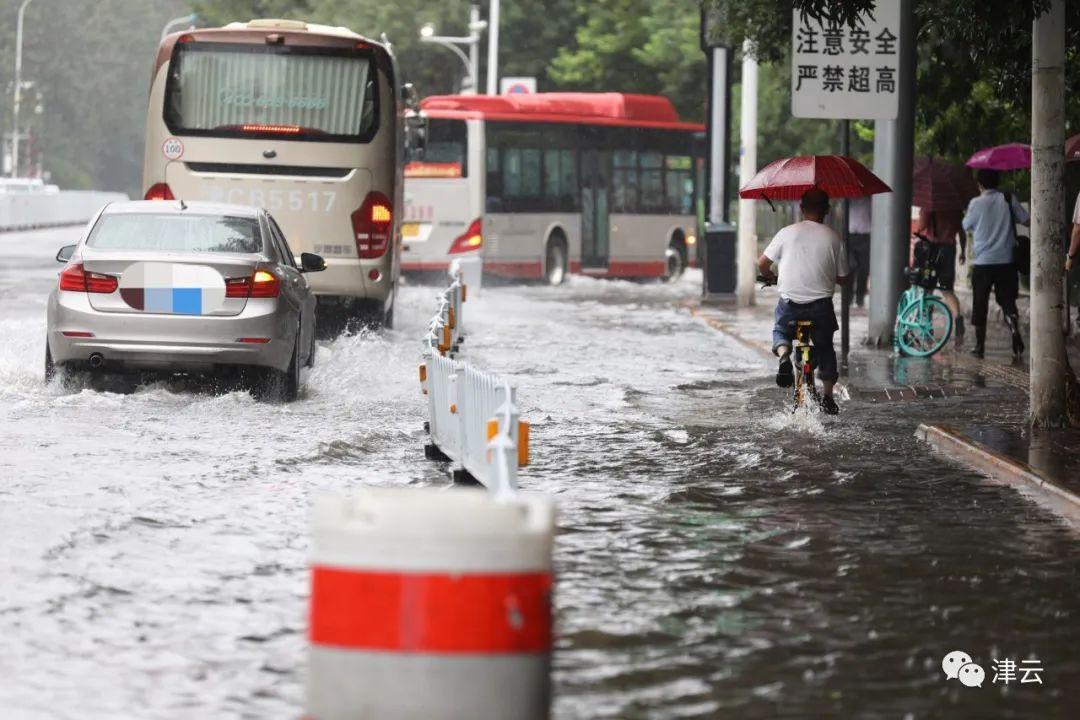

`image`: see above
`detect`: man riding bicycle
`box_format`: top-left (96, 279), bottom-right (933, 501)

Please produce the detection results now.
top-left (757, 188), bottom-right (849, 415)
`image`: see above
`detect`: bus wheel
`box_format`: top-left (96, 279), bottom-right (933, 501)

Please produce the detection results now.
top-left (545, 236), bottom-right (568, 286)
top-left (664, 237), bottom-right (687, 282)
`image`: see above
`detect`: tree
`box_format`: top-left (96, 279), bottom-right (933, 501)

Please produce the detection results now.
top-left (0, 0), bottom-right (190, 194)
top-left (549, 0), bottom-right (705, 121)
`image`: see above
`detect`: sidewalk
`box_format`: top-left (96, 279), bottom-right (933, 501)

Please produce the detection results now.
top-left (689, 288), bottom-right (1080, 525)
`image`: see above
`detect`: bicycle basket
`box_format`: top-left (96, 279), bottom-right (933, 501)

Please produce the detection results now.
top-left (908, 235), bottom-right (940, 290)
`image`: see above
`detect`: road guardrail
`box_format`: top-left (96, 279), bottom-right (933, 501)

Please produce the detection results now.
top-left (0, 191), bottom-right (127, 231)
top-left (420, 265), bottom-right (529, 493)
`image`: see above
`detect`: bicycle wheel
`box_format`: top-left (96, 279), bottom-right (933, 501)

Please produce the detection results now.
top-left (897, 296), bottom-right (953, 357)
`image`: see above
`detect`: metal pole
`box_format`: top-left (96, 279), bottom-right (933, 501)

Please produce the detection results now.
top-left (11, 0), bottom-right (35, 179)
top-left (840, 120), bottom-right (851, 365)
top-left (160, 12), bottom-right (198, 42)
top-left (736, 40), bottom-right (758, 307)
top-left (468, 6), bottom-right (481, 95)
top-left (421, 38), bottom-right (473, 92)
top-left (867, 0), bottom-right (915, 345)
top-left (1030, 0), bottom-right (1068, 427)
top-left (486, 0), bottom-right (500, 95)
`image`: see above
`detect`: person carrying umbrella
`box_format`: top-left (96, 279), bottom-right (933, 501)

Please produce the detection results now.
top-left (961, 168), bottom-right (1029, 358)
top-left (757, 187), bottom-right (848, 415)
top-left (911, 157), bottom-right (977, 345)
top-left (742, 155), bottom-right (890, 415)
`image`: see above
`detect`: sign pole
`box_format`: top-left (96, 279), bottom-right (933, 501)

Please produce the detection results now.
top-left (840, 119), bottom-right (851, 366)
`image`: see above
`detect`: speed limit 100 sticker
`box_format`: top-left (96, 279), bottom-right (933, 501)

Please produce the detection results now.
top-left (162, 137), bottom-right (184, 161)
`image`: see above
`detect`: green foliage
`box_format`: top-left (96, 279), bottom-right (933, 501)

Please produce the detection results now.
top-left (548, 0), bottom-right (704, 121)
top-left (0, 0), bottom-right (189, 194)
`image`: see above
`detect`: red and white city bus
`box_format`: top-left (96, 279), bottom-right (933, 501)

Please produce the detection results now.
top-left (402, 93), bottom-right (703, 284)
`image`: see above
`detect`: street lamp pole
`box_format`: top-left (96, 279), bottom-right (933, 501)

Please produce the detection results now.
top-left (486, 0), bottom-right (500, 95)
top-left (11, 0), bottom-right (35, 178)
top-left (161, 13), bottom-right (199, 42)
top-left (419, 5), bottom-right (487, 95)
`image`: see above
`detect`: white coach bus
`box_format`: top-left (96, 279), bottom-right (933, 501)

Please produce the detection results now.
top-left (402, 92), bottom-right (703, 284)
top-left (143, 19), bottom-right (406, 326)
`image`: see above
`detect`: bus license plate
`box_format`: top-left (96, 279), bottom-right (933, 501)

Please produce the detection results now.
top-left (402, 222), bottom-right (420, 237)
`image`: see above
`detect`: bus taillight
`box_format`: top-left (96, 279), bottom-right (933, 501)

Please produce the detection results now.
top-left (352, 191), bottom-right (393, 259)
top-left (144, 183), bottom-right (175, 201)
top-left (448, 218), bottom-right (483, 254)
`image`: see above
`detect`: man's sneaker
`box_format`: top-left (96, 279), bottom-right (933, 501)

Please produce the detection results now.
top-left (775, 354), bottom-right (794, 388)
top-left (819, 395), bottom-right (840, 415)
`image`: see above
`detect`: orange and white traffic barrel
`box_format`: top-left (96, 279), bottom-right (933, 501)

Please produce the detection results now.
top-left (306, 487), bottom-right (556, 720)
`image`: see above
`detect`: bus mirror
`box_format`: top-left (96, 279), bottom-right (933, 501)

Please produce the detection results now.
top-left (402, 82), bottom-right (420, 112)
top-left (405, 114), bottom-right (428, 162)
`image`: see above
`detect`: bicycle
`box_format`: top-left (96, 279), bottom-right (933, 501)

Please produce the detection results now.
top-left (758, 274), bottom-right (819, 412)
top-left (893, 237), bottom-right (954, 357)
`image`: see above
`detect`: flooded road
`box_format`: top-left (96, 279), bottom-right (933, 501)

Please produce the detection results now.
top-left (2, 227), bottom-right (1079, 719)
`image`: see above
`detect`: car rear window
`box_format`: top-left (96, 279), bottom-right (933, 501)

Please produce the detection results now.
top-left (87, 214), bottom-right (262, 254)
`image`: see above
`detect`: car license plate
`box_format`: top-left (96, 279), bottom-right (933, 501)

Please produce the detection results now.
top-left (402, 222), bottom-right (420, 237)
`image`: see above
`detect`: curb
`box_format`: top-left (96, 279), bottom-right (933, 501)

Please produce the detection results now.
top-left (916, 423), bottom-right (1080, 528)
top-left (687, 305), bottom-right (774, 358)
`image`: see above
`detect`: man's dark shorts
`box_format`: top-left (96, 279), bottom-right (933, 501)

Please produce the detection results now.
top-left (771, 297), bottom-right (839, 383)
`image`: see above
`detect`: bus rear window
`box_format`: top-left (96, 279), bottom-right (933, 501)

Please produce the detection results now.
top-left (405, 119), bottom-right (467, 178)
top-left (164, 42), bottom-right (378, 142)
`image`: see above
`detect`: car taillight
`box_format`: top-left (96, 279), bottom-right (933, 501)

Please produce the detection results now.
top-left (58, 263), bottom-right (117, 294)
top-left (352, 191), bottom-right (393, 259)
top-left (448, 218), bottom-right (483, 254)
top-left (225, 270), bottom-right (280, 299)
top-left (250, 270), bottom-right (280, 298)
top-left (144, 183), bottom-right (174, 201)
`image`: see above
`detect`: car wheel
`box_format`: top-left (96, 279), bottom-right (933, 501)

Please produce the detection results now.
top-left (306, 325), bottom-right (316, 369)
top-left (664, 239), bottom-right (687, 282)
top-left (545, 236), bottom-right (567, 286)
top-left (45, 342), bottom-right (57, 383)
top-left (351, 299), bottom-right (387, 331)
top-left (254, 331), bottom-right (301, 402)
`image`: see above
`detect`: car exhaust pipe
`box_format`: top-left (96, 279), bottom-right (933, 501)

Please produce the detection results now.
top-left (88, 353), bottom-right (105, 369)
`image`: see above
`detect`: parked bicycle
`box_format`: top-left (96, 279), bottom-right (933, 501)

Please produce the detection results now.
top-left (893, 236), bottom-right (954, 357)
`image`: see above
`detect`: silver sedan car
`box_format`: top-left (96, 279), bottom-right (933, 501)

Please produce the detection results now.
top-left (46, 200), bottom-right (324, 401)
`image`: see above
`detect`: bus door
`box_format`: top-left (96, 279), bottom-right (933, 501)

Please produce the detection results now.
top-left (580, 148), bottom-right (610, 270)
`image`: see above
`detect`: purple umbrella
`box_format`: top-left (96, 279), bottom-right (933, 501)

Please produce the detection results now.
top-left (965, 142), bottom-right (1031, 170)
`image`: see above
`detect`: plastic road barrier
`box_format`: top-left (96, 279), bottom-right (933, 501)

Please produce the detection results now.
top-left (306, 488), bottom-right (556, 720)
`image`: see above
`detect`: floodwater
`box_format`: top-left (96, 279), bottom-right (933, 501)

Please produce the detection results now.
top-left (2, 227), bottom-right (1079, 719)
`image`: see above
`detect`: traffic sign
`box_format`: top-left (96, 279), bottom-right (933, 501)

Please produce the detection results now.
top-left (500, 77), bottom-right (536, 95)
top-left (791, 0), bottom-right (901, 120)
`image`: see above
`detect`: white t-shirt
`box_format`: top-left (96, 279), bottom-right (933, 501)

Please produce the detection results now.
top-left (763, 220), bottom-right (849, 304)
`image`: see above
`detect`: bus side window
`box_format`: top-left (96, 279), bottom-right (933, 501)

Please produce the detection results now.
top-left (640, 152), bottom-right (664, 213)
top-left (613, 150), bottom-right (638, 214)
top-left (560, 149), bottom-right (577, 210)
top-left (665, 155), bottom-right (692, 215)
top-left (486, 147), bottom-right (502, 212)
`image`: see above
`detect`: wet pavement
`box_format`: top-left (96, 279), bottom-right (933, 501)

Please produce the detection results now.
top-left (2, 227), bottom-right (1080, 719)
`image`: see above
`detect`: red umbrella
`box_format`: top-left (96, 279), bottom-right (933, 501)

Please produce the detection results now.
top-left (912, 156), bottom-right (978, 212)
top-left (965, 143), bottom-right (1031, 170)
top-left (1066, 134), bottom-right (1080, 162)
top-left (738, 155), bottom-right (891, 203)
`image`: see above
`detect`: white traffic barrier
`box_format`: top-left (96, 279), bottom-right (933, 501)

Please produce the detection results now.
top-left (421, 268), bottom-right (529, 491)
top-left (0, 191), bottom-right (127, 231)
top-left (306, 488), bottom-right (555, 720)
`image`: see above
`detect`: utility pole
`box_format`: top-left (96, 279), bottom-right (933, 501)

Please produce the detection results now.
top-left (736, 40), bottom-right (758, 307)
top-left (11, 0), bottom-right (35, 179)
top-left (486, 0), bottom-right (500, 95)
top-left (1030, 0), bottom-right (1068, 427)
top-left (867, 0), bottom-right (915, 345)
